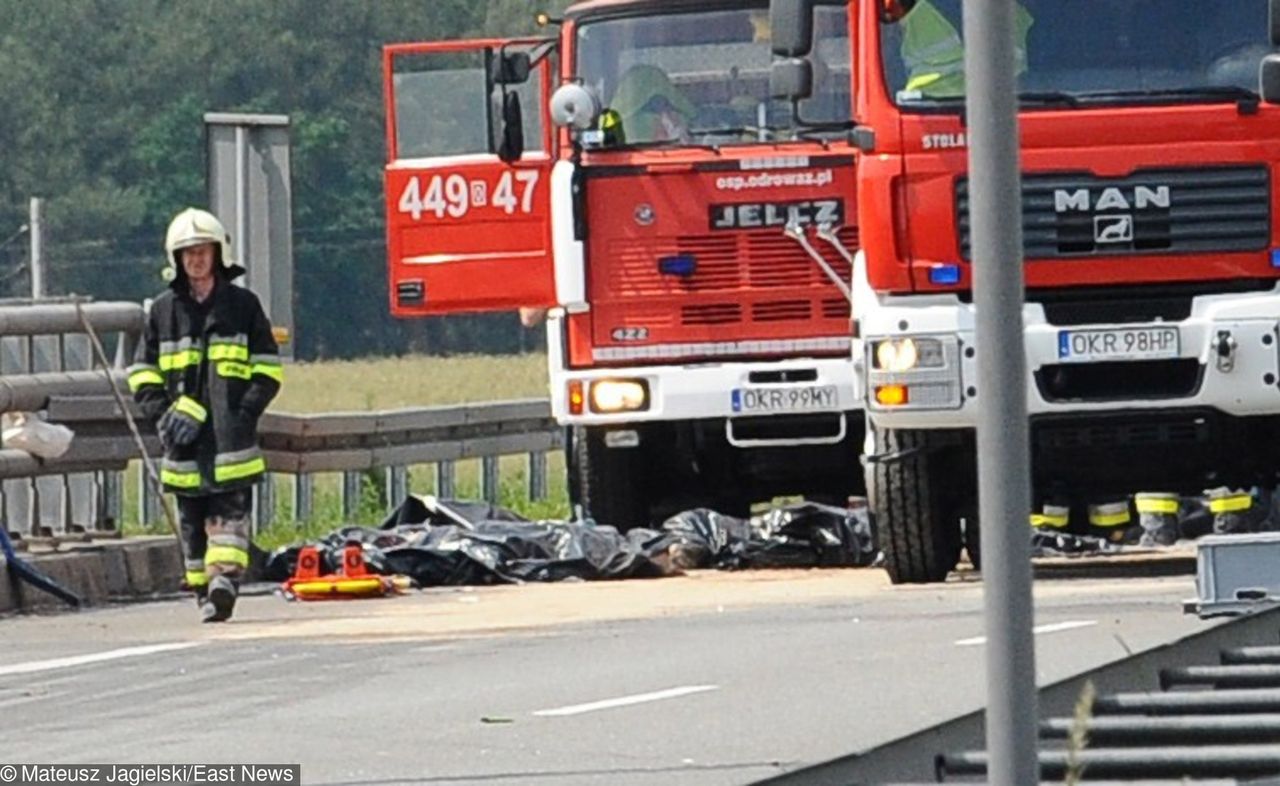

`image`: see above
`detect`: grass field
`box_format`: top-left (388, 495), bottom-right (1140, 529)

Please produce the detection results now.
top-left (271, 353), bottom-right (550, 412)
top-left (123, 353), bottom-right (567, 549)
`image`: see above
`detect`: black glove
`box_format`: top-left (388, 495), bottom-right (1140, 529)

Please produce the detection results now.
top-left (158, 396), bottom-right (206, 448)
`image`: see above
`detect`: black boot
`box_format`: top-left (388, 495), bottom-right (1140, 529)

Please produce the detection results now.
top-left (200, 575), bottom-right (238, 623)
top-left (1088, 500), bottom-right (1133, 544)
top-left (1207, 488), bottom-right (1254, 535)
top-left (1135, 492), bottom-right (1180, 547)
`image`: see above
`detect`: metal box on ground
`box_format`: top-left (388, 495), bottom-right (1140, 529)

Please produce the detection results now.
top-left (1191, 532), bottom-right (1280, 617)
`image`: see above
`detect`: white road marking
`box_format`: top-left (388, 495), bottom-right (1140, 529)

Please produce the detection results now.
top-left (955, 619), bottom-right (1098, 647)
top-left (533, 685), bottom-right (720, 717)
top-left (0, 643), bottom-right (201, 677)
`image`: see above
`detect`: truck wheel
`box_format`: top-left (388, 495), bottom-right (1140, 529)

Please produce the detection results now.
top-left (569, 426), bottom-right (649, 532)
top-left (867, 427), bottom-right (963, 584)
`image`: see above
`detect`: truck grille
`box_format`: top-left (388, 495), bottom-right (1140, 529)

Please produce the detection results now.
top-left (957, 166), bottom-right (1270, 260)
top-left (605, 227), bottom-right (858, 328)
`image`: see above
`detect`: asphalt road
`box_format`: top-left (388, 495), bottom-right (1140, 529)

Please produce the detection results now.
top-left (0, 569), bottom-right (1210, 785)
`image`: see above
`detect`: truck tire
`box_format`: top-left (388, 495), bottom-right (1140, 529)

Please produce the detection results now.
top-left (867, 427), bottom-right (963, 584)
top-left (569, 426), bottom-right (649, 532)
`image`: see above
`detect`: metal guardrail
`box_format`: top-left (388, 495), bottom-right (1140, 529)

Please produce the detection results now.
top-left (0, 301), bottom-right (143, 540)
top-left (0, 301), bottom-right (564, 541)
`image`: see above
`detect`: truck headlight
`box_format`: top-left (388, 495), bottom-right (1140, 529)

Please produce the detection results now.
top-left (873, 338), bottom-right (945, 372)
top-left (590, 379), bottom-right (649, 413)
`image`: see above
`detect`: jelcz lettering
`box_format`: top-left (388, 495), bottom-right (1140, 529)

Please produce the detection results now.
top-left (709, 200), bottom-right (844, 231)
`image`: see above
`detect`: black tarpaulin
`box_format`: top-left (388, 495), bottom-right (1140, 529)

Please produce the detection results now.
top-left (264, 496), bottom-right (879, 587)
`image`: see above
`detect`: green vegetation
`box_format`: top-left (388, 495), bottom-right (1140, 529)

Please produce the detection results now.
top-left (272, 353), bottom-right (549, 412)
top-left (0, 0), bottom-right (571, 360)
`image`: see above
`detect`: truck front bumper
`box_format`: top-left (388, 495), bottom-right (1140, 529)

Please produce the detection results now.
top-left (860, 288), bottom-right (1280, 430)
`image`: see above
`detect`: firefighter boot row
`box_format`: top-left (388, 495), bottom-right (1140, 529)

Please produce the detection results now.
top-left (1206, 488), bottom-right (1256, 535)
top-left (1030, 503), bottom-right (1070, 533)
top-left (1088, 500), bottom-right (1136, 544)
top-left (1135, 492), bottom-right (1180, 547)
top-left (200, 575), bottom-right (238, 623)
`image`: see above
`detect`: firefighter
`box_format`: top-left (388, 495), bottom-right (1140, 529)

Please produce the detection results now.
top-left (609, 64), bottom-right (697, 144)
top-left (128, 208), bottom-right (282, 623)
top-left (898, 0), bottom-right (1033, 98)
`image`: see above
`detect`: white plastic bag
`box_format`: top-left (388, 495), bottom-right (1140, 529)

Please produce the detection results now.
top-left (1, 412), bottom-right (74, 459)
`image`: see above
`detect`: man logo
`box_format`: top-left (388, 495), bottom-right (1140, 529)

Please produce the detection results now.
top-left (634, 204), bottom-right (655, 226)
top-left (1094, 215), bottom-right (1134, 244)
top-left (1054, 186), bottom-right (1170, 213)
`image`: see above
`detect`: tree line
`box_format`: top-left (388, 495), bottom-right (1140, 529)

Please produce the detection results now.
top-left (0, 0), bottom-right (570, 359)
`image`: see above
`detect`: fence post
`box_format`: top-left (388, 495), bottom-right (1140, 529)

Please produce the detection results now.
top-left (1, 336), bottom-right (28, 538)
top-left (254, 475), bottom-right (275, 536)
top-left (528, 451), bottom-right (547, 502)
top-left (435, 461), bottom-right (455, 500)
top-left (31, 334), bottom-right (61, 536)
top-left (138, 464), bottom-right (159, 528)
top-left (341, 471), bottom-right (361, 520)
top-left (57, 474), bottom-right (72, 534)
top-left (293, 473), bottom-right (313, 524)
top-left (99, 470), bottom-right (122, 532)
top-left (480, 457), bottom-right (500, 505)
top-left (386, 466), bottom-right (408, 505)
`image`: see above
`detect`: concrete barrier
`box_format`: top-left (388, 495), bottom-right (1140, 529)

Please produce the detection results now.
top-left (0, 537), bottom-right (182, 614)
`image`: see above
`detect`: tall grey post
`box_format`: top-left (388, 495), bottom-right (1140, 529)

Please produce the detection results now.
top-left (29, 197), bottom-right (43, 299)
top-left (204, 113), bottom-right (296, 361)
top-left (962, 0), bottom-right (1038, 783)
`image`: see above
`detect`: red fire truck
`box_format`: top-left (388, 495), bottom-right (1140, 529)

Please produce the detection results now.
top-left (771, 0), bottom-right (1279, 583)
top-left (383, 1), bottom-right (866, 529)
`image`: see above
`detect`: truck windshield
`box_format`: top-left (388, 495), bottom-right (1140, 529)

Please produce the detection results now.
top-left (881, 0), bottom-right (1267, 108)
top-left (577, 5), bottom-right (851, 147)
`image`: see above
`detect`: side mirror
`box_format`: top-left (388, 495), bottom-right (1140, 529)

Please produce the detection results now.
top-left (496, 91), bottom-right (525, 163)
top-left (495, 51), bottom-right (532, 85)
top-left (771, 58), bottom-right (814, 101)
top-left (770, 0), bottom-right (815, 57)
top-left (1260, 53), bottom-right (1280, 104)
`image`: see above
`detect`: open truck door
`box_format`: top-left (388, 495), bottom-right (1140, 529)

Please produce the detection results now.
top-left (384, 38), bottom-right (556, 316)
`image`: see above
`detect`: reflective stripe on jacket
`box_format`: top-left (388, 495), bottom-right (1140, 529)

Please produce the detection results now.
top-left (130, 279), bottom-right (282, 495)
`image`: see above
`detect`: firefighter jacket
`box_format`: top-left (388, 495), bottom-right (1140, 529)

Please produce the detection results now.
top-left (900, 0), bottom-right (1032, 97)
top-left (128, 280), bottom-right (283, 495)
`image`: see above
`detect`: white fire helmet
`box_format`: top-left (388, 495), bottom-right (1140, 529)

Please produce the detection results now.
top-left (163, 208), bottom-right (243, 281)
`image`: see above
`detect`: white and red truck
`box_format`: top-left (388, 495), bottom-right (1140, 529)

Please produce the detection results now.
top-left (382, 0), bottom-right (866, 529)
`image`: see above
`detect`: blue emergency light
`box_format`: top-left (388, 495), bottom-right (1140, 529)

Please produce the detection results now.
top-left (659, 254), bottom-right (697, 277)
top-left (929, 264), bottom-right (962, 286)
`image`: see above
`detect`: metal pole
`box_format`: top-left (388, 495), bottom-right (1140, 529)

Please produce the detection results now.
top-left (480, 457), bottom-right (500, 505)
top-left (254, 475), bottom-right (275, 536)
top-left (386, 466), bottom-right (408, 506)
top-left (28, 198), bottom-right (43, 299)
top-left (235, 126), bottom-right (249, 276)
top-left (101, 470), bottom-right (123, 532)
top-left (528, 451), bottom-right (547, 502)
top-left (293, 473), bottom-right (313, 524)
top-left (341, 471), bottom-right (361, 520)
top-left (963, 0), bottom-right (1037, 783)
top-left (436, 461), bottom-right (456, 500)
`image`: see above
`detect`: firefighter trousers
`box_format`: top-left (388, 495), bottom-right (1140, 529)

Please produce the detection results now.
top-left (179, 488), bottom-right (253, 592)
